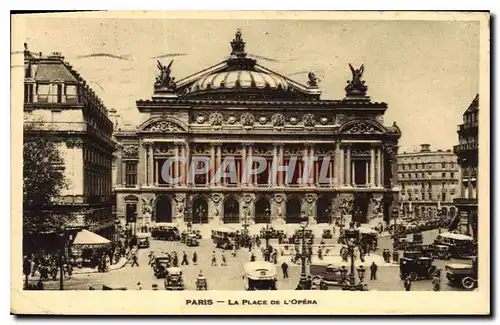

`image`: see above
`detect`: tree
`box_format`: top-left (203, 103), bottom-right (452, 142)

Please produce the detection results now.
top-left (23, 120), bottom-right (70, 237)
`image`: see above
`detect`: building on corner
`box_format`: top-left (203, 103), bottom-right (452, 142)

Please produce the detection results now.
top-left (23, 44), bottom-right (116, 239)
top-left (453, 94), bottom-right (478, 238)
top-left (396, 144), bottom-right (460, 220)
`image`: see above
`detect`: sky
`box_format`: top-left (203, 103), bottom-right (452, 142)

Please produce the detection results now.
top-left (19, 16), bottom-right (480, 152)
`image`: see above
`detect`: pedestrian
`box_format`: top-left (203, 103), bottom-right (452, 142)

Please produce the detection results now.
top-left (181, 251), bottom-right (189, 266)
top-left (370, 262), bottom-right (378, 280)
top-left (404, 276), bottom-right (412, 291)
top-left (131, 253), bottom-right (139, 267)
top-left (382, 249), bottom-right (387, 263)
top-left (137, 282), bottom-right (142, 290)
top-left (318, 247), bottom-right (323, 260)
top-left (221, 253), bottom-right (227, 266)
top-left (192, 251), bottom-right (198, 265)
top-left (211, 251), bottom-right (217, 266)
top-left (281, 261), bottom-right (289, 279)
top-left (232, 245), bottom-right (237, 258)
top-left (250, 252), bottom-right (256, 262)
top-left (173, 252), bottom-right (179, 267)
top-left (432, 269), bottom-right (441, 291)
top-left (152, 284), bottom-right (159, 291)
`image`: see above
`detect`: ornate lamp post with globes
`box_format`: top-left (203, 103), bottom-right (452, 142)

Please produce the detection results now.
top-left (295, 216), bottom-right (309, 290)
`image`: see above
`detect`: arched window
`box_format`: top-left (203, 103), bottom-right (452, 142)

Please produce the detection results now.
top-left (224, 197), bottom-right (239, 224)
top-left (192, 197), bottom-right (208, 224)
top-left (316, 196), bottom-right (332, 224)
top-left (254, 197), bottom-right (271, 224)
top-left (286, 197), bottom-right (302, 224)
top-left (155, 196), bottom-right (172, 223)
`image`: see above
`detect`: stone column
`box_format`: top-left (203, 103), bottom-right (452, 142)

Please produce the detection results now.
top-left (139, 143), bottom-right (146, 186)
top-left (351, 161), bottom-right (355, 186)
top-left (370, 146), bottom-right (376, 187)
top-left (184, 142), bottom-right (191, 185)
top-left (117, 151), bottom-right (123, 185)
top-left (377, 147), bottom-right (382, 187)
top-left (310, 145), bottom-right (315, 185)
top-left (148, 144), bottom-right (154, 186)
top-left (337, 142), bottom-right (343, 186)
top-left (210, 144), bottom-right (216, 184)
top-left (216, 144), bottom-right (222, 185)
top-left (346, 145), bottom-right (351, 186)
top-left (155, 160), bottom-right (159, 186)
top-left (278, 145), bottom-right (284, 186)
top-left (248, 144), bottom-right (254, 185)
top-left (241, 144), bottom-right (247, 185)
top-left (174, 144), bottom-right (179, 184)
top-left (272, 144), bottom-right (278, 186)
top-left (180, 144), bottom-right (186, 185)
top-left (302, 146), bottom-right (308, 185)
top-left (365, 161), bottom-right (369, 187)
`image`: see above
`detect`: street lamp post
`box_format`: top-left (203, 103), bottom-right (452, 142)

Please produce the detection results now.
top-left (58, 225), bottom-right (66, 291)
top-left (341, 224), bottom-right (367, 291)
top-left (296, 216), bottom-right (309, 290)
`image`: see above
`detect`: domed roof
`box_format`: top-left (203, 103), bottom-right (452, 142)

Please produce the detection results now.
top-left (172, 29), bottom-right (321, 100)
top-left (187, 69), bottom-right (288, 94)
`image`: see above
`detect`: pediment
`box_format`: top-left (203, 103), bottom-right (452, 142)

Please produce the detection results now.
top-left (339, 119), bottom-right (386, 134)
top-left (139, 117), bottom-right (188, 133)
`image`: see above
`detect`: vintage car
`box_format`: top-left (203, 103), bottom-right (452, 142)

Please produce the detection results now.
top-left (151, 223), bottom-right (181, 241)
top-left (180, 231), bottom-right (188, 243)
top-left (393, 237), bottom-right (408, 250)
top-left (358, 227), bottom-right (378, 250)
top-left (402, 251), bottom-right (424, 260)
top-left (243, 261), bottom-right (277, 290)
top-left (153, 257), bottom-right (170, 278)
top-left (412, 232), bottom-right (423, 244)
top-left (164, 267), bottom-right (185, 290)
top-left (136, 233), bottom-right (150, 249)
top-left (399, 256), bottom-right (436, 281)
top-left (185, 233), bottom-right (199, 247)
top-left (434, 232), bottom-right (475, 258)
top-left (193, 230), bottom-right (202, 240)
top-left (196, 275), bottom-right (208, 290)
top-left (433, 244), bottom-right (452, 260)
top-left (309, 261), bottom-right (348, 286)
top-left (212, 228), bottom-right (237, 249)
top-left (322, 229), bottom-right (333, 239)
top-left (445, 262), bottom-right (477, 289)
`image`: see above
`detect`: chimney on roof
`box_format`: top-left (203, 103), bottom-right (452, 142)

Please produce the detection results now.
top-left (420, 144), bottom-right (431, 152)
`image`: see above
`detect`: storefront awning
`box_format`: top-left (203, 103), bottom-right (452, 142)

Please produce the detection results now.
top-left (72, 229), bottom-right (111, 247)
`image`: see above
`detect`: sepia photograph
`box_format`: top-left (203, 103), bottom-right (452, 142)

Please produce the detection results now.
top-left (10, 11), bottom-right (490, 315)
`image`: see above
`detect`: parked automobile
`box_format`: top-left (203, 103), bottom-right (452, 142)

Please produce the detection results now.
top-left (243, 261), bottom-right (277, 291)
top-left (153, 257), bottom-right (170, 278)
top-left (151, 223), bottom-right (181, 241)
top-left (399, 256), bottom-right (436, 281)
top-left (309, 261), bottom-right (348, 287)
top-left (136, 233), bottom-right (150, 249)
top-left (434, 232), bottom-right (475, 258)
top-left (445, 262), bottom-right (477, 289)
top-left (186, 233), bottom-right (199, 247)
top-left (212, 228), bottom-right (237, 249)
top-left (164, 267), bottom-right (184, 290)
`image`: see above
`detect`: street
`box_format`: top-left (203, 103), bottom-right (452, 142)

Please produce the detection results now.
top-left (30, 228), bottom-right (473, 291)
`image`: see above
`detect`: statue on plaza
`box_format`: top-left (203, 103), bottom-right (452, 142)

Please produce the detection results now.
top-left (345, 63), bottom-right (368, 97)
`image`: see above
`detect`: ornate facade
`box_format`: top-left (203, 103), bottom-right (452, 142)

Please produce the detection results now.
top-left (113, 30), bottom-right (401, 230)
top-left (23, 44), bottom-right (116, 238)
top-left (453, 94), bottom-right (478, 238)
top-left (397, 144), bottom-right (459, 219)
